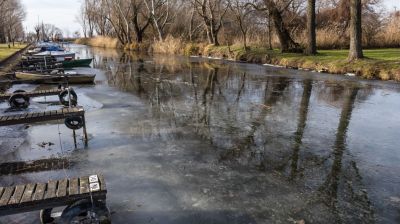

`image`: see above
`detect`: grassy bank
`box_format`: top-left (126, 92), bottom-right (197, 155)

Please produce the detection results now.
top-left (202, 45), bottom-right (400, 81)
top-left (0, 43), bottom-right (27, 62)
top-left (75, 37), bottom-right (400, 81)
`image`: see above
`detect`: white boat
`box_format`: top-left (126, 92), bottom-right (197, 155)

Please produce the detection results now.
top-left (34, 51), bottom-right (76, 62)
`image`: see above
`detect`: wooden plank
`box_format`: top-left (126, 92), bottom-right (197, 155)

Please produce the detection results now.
top-left (57, 179), bottom-right (68, 197)
top-left (5, 115), bottom-right (14, 121)
top-left (20, 183), bottom-right (36, 203)
top-left (98, 174), bottom-right (107, 191)
top-left (0, 187), bottom-right (14, 206)
top-left (44, 180), bottom-right (57, 199)
top-left (33, 183), bottom-right (46, 201)
top-left (79, 177), bottom-right (90, 194)
top-left (31, 112), bottom-right (39, 118)
top-left (23, 113), bottom-right (30, 119)
top-left (69, 178), bottom-right (79, 195)
top-left (26, 112), bottom-right (34, 119)
top-left (8, 185), bottom-right (25, 204)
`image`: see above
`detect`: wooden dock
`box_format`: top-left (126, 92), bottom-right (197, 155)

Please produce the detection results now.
top-left (0, 107), bottom-right (84, 126)
top-left (0, 89), bottom-right (62, 101)
top-left (0, 158), bottom-right (70, 176)
top-left (0, 174), bottom-right (106, 216)
top-left (0, 107), bottom-right (88, 144)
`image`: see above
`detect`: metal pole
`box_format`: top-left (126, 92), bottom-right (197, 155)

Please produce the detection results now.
top-left (82, 114), bottom-right (88, 147)
top-left (73, 130), bottom-right (77, 148)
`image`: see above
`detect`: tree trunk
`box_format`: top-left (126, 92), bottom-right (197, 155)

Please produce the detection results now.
top-left (136, 31), bottom-right (143, 43)
top-left (305, 0), bottom-right (317, 55)
top-left (268, 14), bottom-right (272, 50)
top-left (212, 29), bottom-right (219, 46)
top-left (266, 0), bottom-right (302, 53)
top-left (348, 0), bottom-right (363, 60)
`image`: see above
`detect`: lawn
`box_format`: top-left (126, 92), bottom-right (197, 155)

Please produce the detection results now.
top-left (282, 48), bottom-right (400, 61)
top-left (0, 43), bottom-right (27, 62)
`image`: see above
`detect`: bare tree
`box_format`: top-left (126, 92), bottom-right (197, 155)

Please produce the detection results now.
top-left (144, 0), bottom-right (174, 41)
top-left (130, 0), bottom-right (152, 43)
top-left (34, 24), bottom-right (41, 41)
top-left (229, 0), bottom-right (253, 49)
top-left (248, 0), bottom-right (302, 53)
top-left (0, 0), bottom-right (25, 45)
top-left (192, 0), bottom-right (229, 45)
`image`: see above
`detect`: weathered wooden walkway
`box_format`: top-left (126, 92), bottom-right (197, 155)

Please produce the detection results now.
top-left (0, 89), bottom-right (62, 101)
top-left (0, 107), bottom-right (84, 126)
top-left (0, 174), bottom-right (106, 216)
top-left (0, 107), bottom-right (88, 144)
top-left (0, 158), bottom-right (70, 176)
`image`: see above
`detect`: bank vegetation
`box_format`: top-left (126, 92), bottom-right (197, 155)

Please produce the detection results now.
top-left (75, 0), bottom-right (400, 81)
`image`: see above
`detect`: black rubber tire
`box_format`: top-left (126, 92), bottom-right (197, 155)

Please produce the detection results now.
top-left (13, 89), bottom-right (26, 93)
top-left (59, 199), bottom-right (111, 224)
top-left (64, 116), bottom-right (84, 130)
top-left (59, 89), bottom-right (78, 106)
top-left (9, 93), bottom-right (30, 109)
top-left (40, 208), bottom-right (54, 224)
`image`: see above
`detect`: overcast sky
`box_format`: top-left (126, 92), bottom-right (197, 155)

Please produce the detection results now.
top-left (21, 0), bottom-right (82, 36)
top-left (21, 0), bottom-right (400, 37)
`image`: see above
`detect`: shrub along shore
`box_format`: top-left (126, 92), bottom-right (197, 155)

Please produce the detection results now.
top-left (75, 37), bottom-right (400, 81)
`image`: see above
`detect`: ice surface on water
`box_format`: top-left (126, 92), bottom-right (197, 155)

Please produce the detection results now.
top-left (1, 45), bottom-right (400, 224)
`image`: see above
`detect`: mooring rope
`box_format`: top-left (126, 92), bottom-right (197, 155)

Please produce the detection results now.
top-left (57, 121), bottom-right (69, 180)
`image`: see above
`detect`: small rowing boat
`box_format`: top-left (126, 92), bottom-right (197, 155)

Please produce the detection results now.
top-left (62, 58), bottom-right (93, 68)
top-left (33, 51), bottom-right (76, 62)
top-left (15, 72), bottom-right (96, 84)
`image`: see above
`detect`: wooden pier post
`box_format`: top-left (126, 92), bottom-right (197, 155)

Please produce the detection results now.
top-left (82, 114), bottom-right (88, 146)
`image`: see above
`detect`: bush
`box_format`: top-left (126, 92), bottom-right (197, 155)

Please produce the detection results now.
top-left (151, 36), bottom-right (184, 55)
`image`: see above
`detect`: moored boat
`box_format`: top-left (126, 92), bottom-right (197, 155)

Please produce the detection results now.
top-left (15, 72), bottom-right (96, 84)
top-left (33, 51), bottom-right (76, 62)
top-left (62, 58), bottom-right (93, 68)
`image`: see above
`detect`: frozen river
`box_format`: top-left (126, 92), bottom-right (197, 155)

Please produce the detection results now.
top-left (1, 44), bottom-right (400, 223)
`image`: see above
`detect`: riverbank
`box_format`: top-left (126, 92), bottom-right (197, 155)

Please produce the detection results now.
top-left (0, 43), bottom-right (27, 61)
top-left (0, 43), bottom-right (28, 76)
top-left (203, 45), bottom-right (400, 81)
top-left (75, 37), bottom-right (400, 81)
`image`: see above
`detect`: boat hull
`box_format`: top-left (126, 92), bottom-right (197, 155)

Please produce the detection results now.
top-left (15, 72), bottom-right (96, 84)
top-left (62, 59), bottom-right (93, 68)
top-left (33, 51), bottom-right (76, 62)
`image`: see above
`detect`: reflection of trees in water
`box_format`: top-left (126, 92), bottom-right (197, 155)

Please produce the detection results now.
top-left (289, 79), bottom-right (313, 180)
top-left (104, 53), bottom-right (377, 222)
top-left (316, 87), bottom-right (375, 223)
top-left (218, 76), bottom-right (290, 161)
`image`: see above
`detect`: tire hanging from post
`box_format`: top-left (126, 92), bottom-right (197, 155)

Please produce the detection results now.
top-left (9, 93), bottom-right (30, 109)
top-left (59, 88), bottom-right (78, 106)
top-left (64, 116), bottom-right (84, 130)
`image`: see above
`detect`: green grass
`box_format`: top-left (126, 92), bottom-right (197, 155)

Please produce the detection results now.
top-left (278, 48), bottom-right (400, 61)
top-left (202, 44), bottom-right (400, 81)
top-left (0, 43), bottom-right (27, 62)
